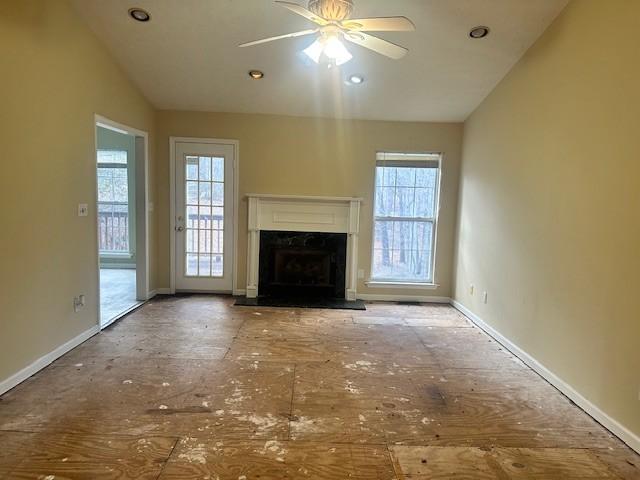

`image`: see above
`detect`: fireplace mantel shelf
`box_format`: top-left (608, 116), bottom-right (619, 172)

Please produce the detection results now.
top-left (246, 193), bottom-right (363, 202)
top-left (245, 193), bottom-right (361, 301)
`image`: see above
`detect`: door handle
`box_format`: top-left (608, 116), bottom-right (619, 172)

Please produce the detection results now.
top-left (175, 226), bottom-right (184, 232)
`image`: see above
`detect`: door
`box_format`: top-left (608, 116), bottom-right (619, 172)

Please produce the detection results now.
top-left (174, 141), bottom-right (235, 291)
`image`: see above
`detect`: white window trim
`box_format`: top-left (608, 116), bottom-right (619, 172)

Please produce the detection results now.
top-left (368, 151), bottom-right (443, 286)
top-left (365, 280), bottom-right (439, 289)
top-left (100, 252), bottom-right (134, 259)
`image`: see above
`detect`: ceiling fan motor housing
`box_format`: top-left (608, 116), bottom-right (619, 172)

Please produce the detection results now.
top-left (308, 0), bottom-right (354, 21)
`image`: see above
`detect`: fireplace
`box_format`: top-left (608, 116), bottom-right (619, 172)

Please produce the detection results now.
top-left (244, 194), bottom-right (362, 302)
top-left (259, 231), bottom-right (347, 299)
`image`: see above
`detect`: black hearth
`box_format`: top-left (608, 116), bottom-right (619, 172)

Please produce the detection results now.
top-left (258, 230), bottom-right (347, 299)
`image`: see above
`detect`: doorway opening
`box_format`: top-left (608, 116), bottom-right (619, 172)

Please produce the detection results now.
top-left (95, 116), bottom-right (149, 328)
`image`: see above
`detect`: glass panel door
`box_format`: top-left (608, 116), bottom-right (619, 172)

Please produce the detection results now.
top-left (184, 155), bottom-right (225, 277)
top-left (175, 142), bottom-right (234, 291)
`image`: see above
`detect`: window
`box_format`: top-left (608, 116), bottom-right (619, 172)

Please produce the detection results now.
top-left (184, 155), bottom-right (225, 277)
top-left (370, 152), bottom-right (441, 284)
top-left (97, 150), bottom-right (130, 253)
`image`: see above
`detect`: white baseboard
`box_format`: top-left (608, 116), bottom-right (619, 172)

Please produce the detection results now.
top-left (156, 288), bottom-right (172, 295)
top-left (358, 293), bottom-right (451, 303)
top-left (451, 300), bottom-right (640, 454)
top-left (146, 289), bottom-right (157, 299)
top-left (233, 288), bottom-right (246, 296)
top-left (0, 325), bottom-right (100, 396)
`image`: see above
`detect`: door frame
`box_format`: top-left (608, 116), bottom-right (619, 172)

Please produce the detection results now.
top-left (169, 136), bottom-right (240, 294)
top-left (94, 114), bottom-right (151, 329)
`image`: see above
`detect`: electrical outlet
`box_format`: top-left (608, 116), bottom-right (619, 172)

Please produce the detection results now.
top-left (470, 284), bottom-right (474, 295)
top-left (482, 291), bottom-right (488, 304)
top-left (78, 203), bottom-right (88, 217)
top-left (357, 269), bottom-right (365, 279)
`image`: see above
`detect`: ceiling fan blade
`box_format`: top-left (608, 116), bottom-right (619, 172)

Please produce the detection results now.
top-left (239, 29), bottom-right (318, 48)
top-left (275, 1), bottom-right (327, 25)
top-left (344, 32), bottom-right (408, 59)
top-left (342, 16), bottom-right (415, 32)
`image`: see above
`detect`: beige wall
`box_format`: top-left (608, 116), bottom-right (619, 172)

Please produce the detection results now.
top-left (155, 111), bottom-right (462, 297)
top-left (454, 0), bottom-right (640, 440)
top-left (0, 1), bottom-right (156, 382)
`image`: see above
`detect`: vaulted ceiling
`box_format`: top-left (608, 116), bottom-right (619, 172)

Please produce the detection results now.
top-left (73, 0), bottom-right (568, 122)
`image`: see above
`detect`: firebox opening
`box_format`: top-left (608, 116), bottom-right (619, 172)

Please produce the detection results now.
top-left (259, 230), bottom-right (347, 299)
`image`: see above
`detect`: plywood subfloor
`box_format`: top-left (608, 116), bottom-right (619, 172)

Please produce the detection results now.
top-left (0, 295), bottom-right (637, 479)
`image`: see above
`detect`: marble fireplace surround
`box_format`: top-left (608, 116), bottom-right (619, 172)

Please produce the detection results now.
top-left (246, 194), bottom-right (362, 300)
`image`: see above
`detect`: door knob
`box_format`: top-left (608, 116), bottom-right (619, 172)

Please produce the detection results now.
top-left (175, 226), bottom-right (184, 232)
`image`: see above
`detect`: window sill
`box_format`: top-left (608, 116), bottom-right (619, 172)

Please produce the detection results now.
top-left (99, 252), bottom-right (134, 259)
top-left (365, 280), bottom-right (439, 290)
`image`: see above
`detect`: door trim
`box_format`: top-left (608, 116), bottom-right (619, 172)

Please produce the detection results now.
top-left (169, 137), bottom-right (240, 294)
top-left (94, 114), bottom-right (151, 329)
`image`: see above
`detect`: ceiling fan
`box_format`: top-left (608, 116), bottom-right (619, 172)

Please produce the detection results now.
top-left (239, 0), bottom-right (415, 66)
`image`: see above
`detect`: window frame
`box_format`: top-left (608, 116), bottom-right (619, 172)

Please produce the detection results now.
top-left (97, 149), bottom-right (131, 255)
top-left (368, 152), bottom-right (442, 286)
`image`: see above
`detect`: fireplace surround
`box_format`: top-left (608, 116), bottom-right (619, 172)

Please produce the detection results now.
top-left (245, 194), bottom-right (362, 301)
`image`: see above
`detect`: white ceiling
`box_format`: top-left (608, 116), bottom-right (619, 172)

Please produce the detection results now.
top-left (73, 0), bottom-right (567, 122)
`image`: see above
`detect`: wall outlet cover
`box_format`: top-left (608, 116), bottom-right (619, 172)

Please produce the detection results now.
top-left (78, 203), bottom-right (88, 217)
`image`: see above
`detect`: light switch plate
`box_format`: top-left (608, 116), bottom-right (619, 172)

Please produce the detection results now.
top-left (78, 204), bottom-right (88, 217)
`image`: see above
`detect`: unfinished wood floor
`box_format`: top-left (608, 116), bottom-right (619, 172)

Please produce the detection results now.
top-left (0, 296), bottom-right (637, 479)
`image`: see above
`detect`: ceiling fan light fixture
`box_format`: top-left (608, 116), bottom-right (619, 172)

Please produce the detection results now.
top-left (303, 38), bottom-right (324, 64)
top-left (324, 36), bottom-right (352, 65)
top-left (248, 70), bottom-right (265, 79)
top-left (304, 35), bottom-right (352, 66)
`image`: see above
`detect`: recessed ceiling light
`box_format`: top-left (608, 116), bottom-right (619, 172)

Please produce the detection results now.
top-left (248, 70), bottom-right (264, 79)
top-left (347, 74), bottom-right (364, 85)
top-left (469, 26), bottom-right (490, 39)
top-left (128, 8), bottom-right (150, 22)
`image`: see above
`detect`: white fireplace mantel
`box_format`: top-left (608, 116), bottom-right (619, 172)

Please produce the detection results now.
top-left (246, 194), bottom-right (362, 301)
